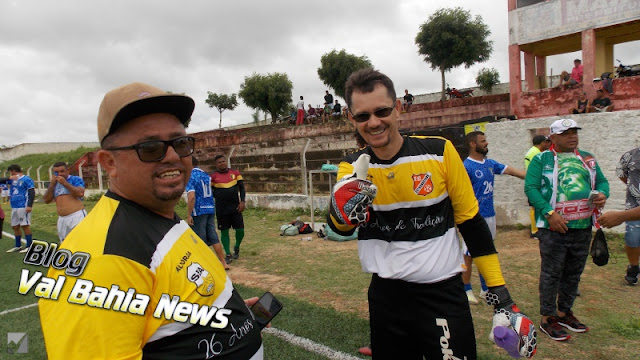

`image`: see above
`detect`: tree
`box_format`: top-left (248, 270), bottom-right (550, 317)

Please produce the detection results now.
top-left (476, 68), bottom-right (500, 93)
top-left (205, 92), bottom-right (238, 129)
top-left (415, 7), bottom-right (492, 101)
top-left (238, 72), bottom-right (293, 125)
top-left (317, 49), bottom-right (372, 100)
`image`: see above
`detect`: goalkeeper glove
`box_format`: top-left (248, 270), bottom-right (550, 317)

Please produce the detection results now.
top-left (486, 286), bottom-right (537, 358)
top-left (330, 154), bottom-right (377, 225)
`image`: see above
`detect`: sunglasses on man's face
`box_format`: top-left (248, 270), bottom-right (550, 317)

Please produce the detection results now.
top-left (350, 104), bottom-right (396, 123)
top-left (106, 136), bottom-right (195, 162)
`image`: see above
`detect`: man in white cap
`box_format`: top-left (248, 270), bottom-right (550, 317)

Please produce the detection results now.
top-left (39, 82), bottom-right (264, 359)
top-left (525, 118), bottom-right (609, 342)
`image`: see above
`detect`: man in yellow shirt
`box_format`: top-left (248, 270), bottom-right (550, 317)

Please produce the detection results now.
top-left (525, 135), bottom-right (551, 238)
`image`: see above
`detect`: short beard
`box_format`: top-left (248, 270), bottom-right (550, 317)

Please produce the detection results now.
top-left (153, 185), bottom-right (185, 201)
top-left (477, 147), bottom-right (488, 156)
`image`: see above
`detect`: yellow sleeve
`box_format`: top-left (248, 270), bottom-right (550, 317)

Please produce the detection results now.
top-left (474, 254), bottom-right (506, 287)
top-left (442, 140), bottom-right (479, 224)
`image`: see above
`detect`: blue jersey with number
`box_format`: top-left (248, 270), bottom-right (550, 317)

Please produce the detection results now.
top-left (185, 167), bottom-right (215, 216)
top-left (463, 157), bottom-right (506, 218)
top-left (54, 175), bottom-right (85, 199)
top-left (10, 175), bottom-right (35, 208)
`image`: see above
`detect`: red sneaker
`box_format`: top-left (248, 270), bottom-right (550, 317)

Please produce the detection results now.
top-left (358, 345), bottom-right (372, 356)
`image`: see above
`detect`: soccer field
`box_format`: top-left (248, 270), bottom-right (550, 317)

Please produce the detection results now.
top-left (1, 201), bottom-right (639, 359)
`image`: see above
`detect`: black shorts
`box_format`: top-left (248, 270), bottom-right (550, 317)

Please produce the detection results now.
top-left (368, 273), bottom-right (476, 359)
top-left (216, 211), bottom-right (244, 231)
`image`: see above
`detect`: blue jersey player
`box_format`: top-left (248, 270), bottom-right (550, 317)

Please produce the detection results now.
top-left (2, 164), bottom-right (36, 253)
top-left (462, 131), bottom-right (525, 304)
top-left (186, 156), bottom-right (228, 269)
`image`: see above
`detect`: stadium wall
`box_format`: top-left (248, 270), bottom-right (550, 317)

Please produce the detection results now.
top-left (0, 142), bottom-right (99, 162)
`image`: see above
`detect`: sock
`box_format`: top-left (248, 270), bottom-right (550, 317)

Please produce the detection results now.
top-left (479, 274), bottom-right (488, 292)
top-left (234, 228), bottom-right (244, 250)
top-left (25, 234), bottom-right (32, 247)
top-left (464, 283), bottom-right (473, 292)
top-left (220, 229), bottom-right (230, 255)
top-left (15, 235), bottom-right (21, 248)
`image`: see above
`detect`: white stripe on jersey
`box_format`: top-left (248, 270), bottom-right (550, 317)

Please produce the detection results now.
top-left (357, 227), bottom-right (464, 284)
top-left (149, 221), bottom-right (191, 273)
top-left (371, 192), bottom-right (449, 212)
top-left (367, 153), bottom-right (444, 169)
top-left (146, 276), bottom-right (235, 343)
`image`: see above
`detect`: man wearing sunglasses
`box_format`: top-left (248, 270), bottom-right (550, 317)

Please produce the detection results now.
top-left (39, 82), bottom-right (264, 359)
top-left (328, 68), bottom-right (536, 359)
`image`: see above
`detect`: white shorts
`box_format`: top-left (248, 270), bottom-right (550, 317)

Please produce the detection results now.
top-left (57, 209), bottom-right (87, 242)
top-left (462, 216), bottom-right (496, 256)
top-left (1, 190), bottom-right (8, 197)
top-left (11, 208), bottom-right (31, 227)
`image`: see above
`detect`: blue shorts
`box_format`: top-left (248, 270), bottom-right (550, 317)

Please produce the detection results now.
top-left (625, 220), bottom-right (640, 248)
top-left (192, 213), bottom-right (219, 246)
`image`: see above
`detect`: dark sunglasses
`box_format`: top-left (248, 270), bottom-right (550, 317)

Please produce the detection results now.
top-left (106, 136), bottom-right (195, 162)
top-left (350, 105), bottom-right (396, 123)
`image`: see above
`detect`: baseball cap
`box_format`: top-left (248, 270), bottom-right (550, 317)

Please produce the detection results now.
top-left (550, 119), bottom-right (581, 135)
top-left (97, 82), bottom-right (195, 144)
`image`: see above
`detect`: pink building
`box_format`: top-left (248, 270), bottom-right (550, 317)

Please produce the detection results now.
top-left (508, 0), bottom-right (640, 118)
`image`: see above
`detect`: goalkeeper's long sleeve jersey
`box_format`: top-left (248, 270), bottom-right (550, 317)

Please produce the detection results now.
top-left (329, 136), bottom-right (504, 286)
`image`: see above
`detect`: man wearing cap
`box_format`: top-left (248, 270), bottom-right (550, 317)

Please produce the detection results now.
top-left (525, 118), bottom-right (609, 342)
top-left (525, 135), bottom-right (551, 238)
top-left (39, 83), bottom-right (264, 359)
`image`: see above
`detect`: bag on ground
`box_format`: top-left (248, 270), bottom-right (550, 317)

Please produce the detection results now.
top-left (280, 224), bottom-right (299, 236)
top-left (323, 223), bottom-right (359, 242)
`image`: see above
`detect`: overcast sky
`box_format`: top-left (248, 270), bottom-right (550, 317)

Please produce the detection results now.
top-left (1, 0), bottom-right (638, 147)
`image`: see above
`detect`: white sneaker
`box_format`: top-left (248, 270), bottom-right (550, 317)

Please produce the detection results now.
top-left (6, 247), bottom-right (24, 253)
top-left (19, 247), bottom-right (29, 253)
top-left (466, 289), bottom-right (479, 304)
top-left (479, 289), bottom-right (489, 301)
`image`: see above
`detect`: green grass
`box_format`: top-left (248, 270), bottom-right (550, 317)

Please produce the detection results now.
top-left (0, 146), bottom-right (98, 177)
top-left (2, 200), bottom-right (640, 359)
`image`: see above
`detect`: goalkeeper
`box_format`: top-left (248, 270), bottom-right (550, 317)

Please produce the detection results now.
top-left (328, 68), bottom-right (536, 359)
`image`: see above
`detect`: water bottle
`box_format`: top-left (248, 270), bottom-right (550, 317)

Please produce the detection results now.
top-left (493, 326), bottom-right (521, 358)
top-left (301, 236), bottom-right (313, 241)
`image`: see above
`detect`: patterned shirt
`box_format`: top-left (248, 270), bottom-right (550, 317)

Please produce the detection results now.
top-left (463, 157), bottom-right (507, 218)
top-left (10, 175), bottom-right (35, 208)
top-left (53, 175), bottom-right (85, 199)
top-left (617, 147), bottom-right (640, 210)
top-left (186, 167), bottom-right (215, 216)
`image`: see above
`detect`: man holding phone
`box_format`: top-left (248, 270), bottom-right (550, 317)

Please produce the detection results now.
top-left (39, 82), bottom-right (264, 359)
top-left (328, 68), bottom-right (536, 359)
top-left (42, 162), bottom-right (87, 242)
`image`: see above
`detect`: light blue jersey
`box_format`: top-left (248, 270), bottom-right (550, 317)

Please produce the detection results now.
top-left (53, 175), bottom-right (85, 199)
top-left (463, 157), bottom-right (507, 218)
top-left (186, 167), bottom-right (215, 216)
top-left (10, 175), bottom-right (35, 208)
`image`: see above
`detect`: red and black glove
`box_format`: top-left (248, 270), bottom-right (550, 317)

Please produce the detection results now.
top-left (330, 154), bottom-right (377, 226)
top-left (486, 285), bottom-right (537, 358)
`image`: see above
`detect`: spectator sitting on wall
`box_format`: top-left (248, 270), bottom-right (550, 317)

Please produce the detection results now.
top-left (332, 99), bottom-right (342, 119)
top-left (557, 59), bottom-right (583, 88)
top-left (570, 92), bottom-right (589, 114)
top-left (589, 89), bottom-right (615, 112)
top-left (402, 89), bottom-right (414, 113)
top-left (307, 104), bottom-right (317, 124)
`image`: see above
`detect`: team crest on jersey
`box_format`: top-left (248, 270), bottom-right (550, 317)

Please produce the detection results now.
top-left (412, 173), bottom-right (434, 196)
top-left (231, 174), bottom-right (236, 180)
top-left (187, 263), bottom-right (215, 297)
top-left (584, 156), bottom-right (596, 169)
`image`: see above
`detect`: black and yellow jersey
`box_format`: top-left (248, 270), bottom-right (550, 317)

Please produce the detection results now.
top-left (211, 169), bottom-right (245, 216)
top-left (39, 191), bottom-right (263, 359)
top-left (331, 136), bottom-right (501, 284)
